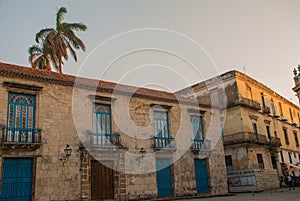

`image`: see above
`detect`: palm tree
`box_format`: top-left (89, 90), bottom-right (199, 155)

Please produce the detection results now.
top-left (34, 7), bottom-right (87, 73)
top-left (28, 45), bottom-right (52, 70)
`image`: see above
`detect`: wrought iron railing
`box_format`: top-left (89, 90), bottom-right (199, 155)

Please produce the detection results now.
top-left (223, 132), bottom-right (281, 147)
top-left (0, 127), bottom-right (42, 143)
top-left (192, 139), bottom-right (211, 150)
top-left (90, 132), bottom-right (121, 146)
top-left (153, 136), bottom-right (176, 149)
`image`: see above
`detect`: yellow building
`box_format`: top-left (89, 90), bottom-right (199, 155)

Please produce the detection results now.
top-left (177, 70), bottom-right (300, 192)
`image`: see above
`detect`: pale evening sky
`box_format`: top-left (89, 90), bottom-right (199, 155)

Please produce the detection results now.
top-left (0, 0), bottom-right (300, 104)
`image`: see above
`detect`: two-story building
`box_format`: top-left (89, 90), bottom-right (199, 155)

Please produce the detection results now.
top-left (0, 62), bottom-right (227, 201)
top-left (177, 70), bottom-right (300, 192)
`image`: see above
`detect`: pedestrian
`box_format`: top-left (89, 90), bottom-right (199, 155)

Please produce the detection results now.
top-left (288, 175), bottom-right (292, 190)
top-left (279, 176), bottom-right (284, 188)
top-left (288, 175), bottom-right (295, 190)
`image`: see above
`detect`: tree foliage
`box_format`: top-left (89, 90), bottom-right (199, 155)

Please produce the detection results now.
top-left (28, 7), bottom-right (87, 73)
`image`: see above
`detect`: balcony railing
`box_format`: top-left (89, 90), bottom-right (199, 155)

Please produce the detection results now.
top-left (223, 132), bottom-right (281, 147)
top-left (262, 106), bottom-right (271, 114)
top-left (90, 132), bottom-right (121, 147)
top-left (0, 127), bottom-right (42, 149)
top-left (228, 97), bottom-right (261, 111)
top-left (268, 136), bottom-right (282, 147)
top-left (153, 136), bottom-right (176, 149)
top-left (192, 139), bottom-right (211, 150)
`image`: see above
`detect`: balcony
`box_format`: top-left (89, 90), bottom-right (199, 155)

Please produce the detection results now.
top-left (0, 127), bottom-right (42, 149)
top-left (89, 132), bottom-right (122, 147)
top-left (278, 116), bottom-right (288, 122)
top-left (223, 132), bottom-right (281, 147)
top-left (192, 139), bottom-right (211, 150)
top-left (191, 139), bottom-right (211, 154)
top-left (228, 97), bottom-right (261, 111)
top-left (262, 106), bottom-right (271, 114)
top-left (269, 136), bottom-right (282, 147)
top-left (153, 136), bottom-right (176, 151)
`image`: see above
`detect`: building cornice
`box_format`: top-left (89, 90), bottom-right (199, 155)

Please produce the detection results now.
top-left (0, 62), bottom-right (205, 107)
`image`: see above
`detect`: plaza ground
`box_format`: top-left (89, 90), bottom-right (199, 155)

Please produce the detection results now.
top-left (173, 187), bottom-right (300, 201)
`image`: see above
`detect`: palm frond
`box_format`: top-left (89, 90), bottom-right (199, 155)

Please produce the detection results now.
top-left (63, 22), bottom-right (87, 32)
top-left (29, 54), bottom-right (38, 65)
top-left (64, 39), bottom-right (77, 61)
top-left (64, 31), bottom-right (86, 51)
top-left (35, 28), bottom-right (55, 43)
top-left (28, 45), bottom-right (43, 54)
top-left (56, 7), bottom-right (67, 30)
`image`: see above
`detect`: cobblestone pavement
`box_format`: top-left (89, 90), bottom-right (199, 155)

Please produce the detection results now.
top-left (175, 188), bottom-right (300, 201)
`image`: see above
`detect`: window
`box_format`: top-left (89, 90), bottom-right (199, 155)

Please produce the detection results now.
top-left (279, 102), bottom-right (283, 116)
top-left (261, 93), bottom-right (266, 108)
top-left (271, 99), bottom-right (277, 116)
top-left (6, 93), bottom-right (36, 143)
top-left (257, 154), bottom-right (264, 169)
top-left (154, 110), bottom-right (171, 148)
top-left (294, 131), bottom-right (299, 147)
top-left (266, 125), bottom-right (271, 141)
top-left (290, 108), bottom-right (294, 123)
top-left (252, 122), bottom-right (258, 139)
top-left (191, 116), bottom-right (204, 150)
top-left (191, 116), bottom-right (204, 139)
top-left (274, 131), bottom-right (278, 138)
top-left (280, 151), bottom-right (284, 162)
top-left (271, 156), bottom-right (277, 169)
top-left (225, 155), bottom-right (233, 172)
top-left (289, 152), bottom-right (293, 164)
top-left (283, 128), bottom-right (289, 145)
top-left (92, 104), bottom-right (112, 145)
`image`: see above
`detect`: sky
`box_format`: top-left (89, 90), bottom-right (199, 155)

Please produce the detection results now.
top-left (1, 0), bottom-right (300, 104)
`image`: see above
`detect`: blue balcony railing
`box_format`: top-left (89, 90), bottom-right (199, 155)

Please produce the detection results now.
top-left (192, 139), bottom-right (211, 150)
top-left (153, 136), bottom-right (176, 149)
top-left (1, 127), bottom-right (42, 144)
top-left (90, 132), bottom-right (121, 146)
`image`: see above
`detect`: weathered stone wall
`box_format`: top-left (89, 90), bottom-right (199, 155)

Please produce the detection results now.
top-left (0, 77), bottom-right (82, 201)
top-left (255, 169), bottom-right (280, 190)
top-left (0, 72), bottom-right (228, 200)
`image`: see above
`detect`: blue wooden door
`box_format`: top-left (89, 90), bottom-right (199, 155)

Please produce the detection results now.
top-left (92, 104), bottom-right (112, 145)
top-left (194, 159), bottom-right (209, 193)
top-left (156, 159), bottom-right (173, 197)
top-left (0, 158), bottom-right (33, 201)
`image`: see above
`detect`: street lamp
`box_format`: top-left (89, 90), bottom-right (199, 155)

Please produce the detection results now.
top-left (60, 144), bottom-right (72, 166)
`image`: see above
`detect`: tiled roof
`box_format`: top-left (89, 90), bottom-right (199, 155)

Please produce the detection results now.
top-left (0, 62), bottom-right (205, 106)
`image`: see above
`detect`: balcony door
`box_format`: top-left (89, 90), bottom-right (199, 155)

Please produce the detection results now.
top-left (6, 93), bottom-right (35, 142)
top-left (191, 116), bottom-right (204, 149)
top-left (92, 104), bottom-right (112, 145)
top-left (154, 111), bottom-right (170, 148)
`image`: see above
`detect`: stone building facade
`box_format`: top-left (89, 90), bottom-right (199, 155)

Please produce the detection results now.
top-left (0, 62), bottom-right (227, 201)
top-left (177, 70), bottom-right (300, 192)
